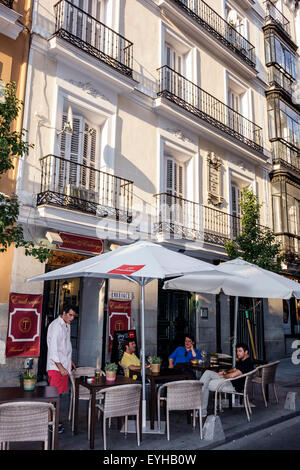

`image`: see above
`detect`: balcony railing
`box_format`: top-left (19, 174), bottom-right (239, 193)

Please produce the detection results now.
top-left (37, 155), bottom-right (133, 223)
top-left (154, 192), bottom-right (242, 246)
top-left (0, 0), bottom-right (14, 7)
top-left (268, 66), bottom-right (294, 96)
top-left (158, 66), bottom-right (263, 153)
top-left (264, 0), bottom-right (291, 36)
top-left (171, 0), bottom-right (256, 68)
top-left (52, 0), bottom-right (133, 77)
top-left (275, 233), bottom-right (300, 257)
top-left (272, 141), bottom-right (300, 173)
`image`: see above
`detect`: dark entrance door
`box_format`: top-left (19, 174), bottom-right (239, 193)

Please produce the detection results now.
top-left (230, 296), bottom-right (265, 361)
top-left (157, 280), bottom-right (193, 366)
top-left (37, 252), bottom-right (87, 381)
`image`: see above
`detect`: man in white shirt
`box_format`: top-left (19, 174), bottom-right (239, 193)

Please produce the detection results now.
top-left (47, 304), bottom-right (77, 432)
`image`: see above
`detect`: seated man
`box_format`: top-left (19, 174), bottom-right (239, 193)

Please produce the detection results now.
top-left (168, 335), bottom-right (201, 368)
top-left (120, 339), bottom-right (149, 379)
top-left (199, 342), bottom-right (254, 417)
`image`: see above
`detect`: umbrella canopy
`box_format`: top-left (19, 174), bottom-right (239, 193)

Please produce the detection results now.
top-left (27, 240), bottom-right (218, 283)
top-left (164, 257), bottom-right (300, 367)
top-left (164, 257), bottom-right (300, 299)
top-left (28, 240), bottom-right (224, 429)
top-left (216, 258), bottom-right (300, 299)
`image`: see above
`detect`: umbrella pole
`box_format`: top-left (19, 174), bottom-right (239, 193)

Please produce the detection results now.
top-left (140, 278), bottom-right (146, 428)
top-left (232, 296), bottom-right (238, 368)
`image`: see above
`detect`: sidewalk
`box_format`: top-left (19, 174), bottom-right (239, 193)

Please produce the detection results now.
top-left (8, 357), bottom-right (300, 451)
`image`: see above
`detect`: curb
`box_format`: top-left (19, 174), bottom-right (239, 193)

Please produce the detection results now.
top-left (200, 410), bottom-right (300, 450)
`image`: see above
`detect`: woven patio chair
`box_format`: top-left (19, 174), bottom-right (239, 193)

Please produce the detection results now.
top-left (95, 384), bottom-right (141, 450)
top-left (214, 369), bottom-right (258, 422)
top-left (157, 380), bottom-right (203, 441)
top-left (252, 361), bottom-right (280, 407)
top-left (69, 366), bottom-right (105, 437)
top-left (0, 401), bottom-right (56, 450)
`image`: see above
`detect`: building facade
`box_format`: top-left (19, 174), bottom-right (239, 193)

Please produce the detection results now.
top-left (0, 0), bottom-right (34, 382)
top-left (1, 0), bottom-right (299, 383)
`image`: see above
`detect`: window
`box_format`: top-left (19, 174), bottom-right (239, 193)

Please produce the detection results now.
top-left (165, 156), bottom-right (185, 228)
top-left (226, 7), bottom-right (246, 38)
top-left (64, 0), bottom-right (106, 51)
top-left (268, 98), bottom-right (300, 148)
top-left (165, 156), bottom-right (185, 198)
top-left (59, 113), bottom-right (98, 200)
top-left (265, 34), bottom-right (296, 79)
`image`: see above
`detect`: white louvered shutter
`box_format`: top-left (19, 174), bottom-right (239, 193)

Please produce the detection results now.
top-left (82, 121), bottom-right (97, 193)
top-left (59, 114), bottom-right (82, 191)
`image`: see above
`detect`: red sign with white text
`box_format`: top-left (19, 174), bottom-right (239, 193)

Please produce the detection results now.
top-left (108, 265), bottom-right (145, 275)
top-left (108, 300), bottom-right (131, 352)
top-left (58, 232), bottom-right (104, 254)
top-left (6, 293), bottom-right (43, 357)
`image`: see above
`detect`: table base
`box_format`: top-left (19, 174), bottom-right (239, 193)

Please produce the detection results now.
top-left (120, 420), bottom-right (166, 434)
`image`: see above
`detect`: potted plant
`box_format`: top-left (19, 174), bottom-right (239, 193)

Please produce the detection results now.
top-left (149, 356), bottom-right (161, 373)
top-left (22, 371), bottom-right (37, 391)
top-left (210, 352), bottom-right (218, 365)
top-left (105, 363), bottom-right (118, 382)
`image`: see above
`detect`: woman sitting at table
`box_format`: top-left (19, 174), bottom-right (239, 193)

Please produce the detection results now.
top-left (168, 335), bottom-right (201, 368)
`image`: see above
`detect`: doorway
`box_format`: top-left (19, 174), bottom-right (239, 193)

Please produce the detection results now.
top-left (230, 296), bottom-right (265, 361)
top-left (37, 251), bottom-right (88, 381)
top-left (157, 281), bottom-right (194, 365)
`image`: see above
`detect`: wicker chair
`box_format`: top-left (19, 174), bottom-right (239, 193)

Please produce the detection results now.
top-left (157, 380), bottom-right (203, 441)
top-left (252, 361), bottom-right (280, 407)
top-left (0, 401), bottom-right (56, 450)
top-left (214, 369), bottom-right (258, 422)
top-left (95, 384), bottom-right (141, 450)
top-left (69, 366), bottom-right (105, 437)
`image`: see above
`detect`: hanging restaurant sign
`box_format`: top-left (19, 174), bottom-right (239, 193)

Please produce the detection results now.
top-left (58, 232), bottom-right (104, 254)
top-left (5, 293), bottom-right (43, 357)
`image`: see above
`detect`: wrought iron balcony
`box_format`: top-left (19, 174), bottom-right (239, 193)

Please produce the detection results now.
top-left (154, 192), bottom-right (242, 246)
top-left (275, 233), bottom-right (300, 258)
top-left (171, 0), bottom-right (256, 68)
top-left (37, 155), bottom-right (133, 223)
top-left (0, 0), bottom-right (14, 7)
top-left (158, 66), bottom-right (263, 153)
top-left (52, 0), bottom-right (133, 77)
top-left (268, 66), bottom-right (294, 97)
top-left (272, 141), bottom-right (300, 173)
top-left (264, 0), bottom-right (291, 37)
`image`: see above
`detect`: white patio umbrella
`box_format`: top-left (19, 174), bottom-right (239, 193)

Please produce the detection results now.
top-left (28, 240), bottom-right (225, 428)
top-left (164, 257), bottom-right (300, 366)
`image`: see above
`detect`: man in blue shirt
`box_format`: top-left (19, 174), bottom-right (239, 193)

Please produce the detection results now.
top-left (168, 335), bottom-right (201, 368)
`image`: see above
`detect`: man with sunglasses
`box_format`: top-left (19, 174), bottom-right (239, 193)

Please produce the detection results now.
top-left (46, 303), bottom-right (77, 432)
top-left (168, 335), bottom-right (201, 368)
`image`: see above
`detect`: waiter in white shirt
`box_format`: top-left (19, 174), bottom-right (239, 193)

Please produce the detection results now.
top-left (47, 303), bottom-right (77, 431)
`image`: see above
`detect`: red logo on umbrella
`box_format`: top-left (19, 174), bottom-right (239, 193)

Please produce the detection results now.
top-left (108, 265), bottom-right (145, 275)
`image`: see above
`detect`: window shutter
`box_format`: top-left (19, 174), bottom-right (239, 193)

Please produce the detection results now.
top-left (82, 121), bottom-right (97, 192)
top-left (59, 114), bottom-right (82, 190)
